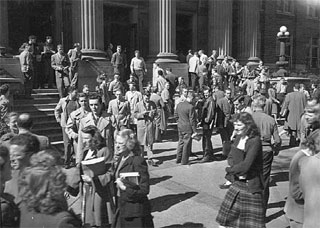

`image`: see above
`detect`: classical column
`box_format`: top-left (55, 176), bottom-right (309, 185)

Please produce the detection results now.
top-left (0, 0), bottom-right (9, 48)
top-left (208, 0), bottom-right (233, 56)
top-left (74, 0), bottom-right (105, 58)
top-left (149, 0), bottom-right (178, 63)
top-left (238, 0), bottom-right (261, 61)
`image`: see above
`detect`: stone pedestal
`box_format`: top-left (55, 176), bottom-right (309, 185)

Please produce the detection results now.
top-left (0, 0), bottom-right (9, 48)
top-left (208, 0), bottom-right (233, 55)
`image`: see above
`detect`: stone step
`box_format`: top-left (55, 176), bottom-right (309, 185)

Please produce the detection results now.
top-left (33, 89), bottom-right (59, 94)
top-left (12, 108), bottom-right (54, 116)
top-left (13, 103), bottom-right (57, 112)
top-left (48, 133), bottom-right (63, 143)
top-left (32, 126), bottom-right (61, 136)
top-left (33, 119), bottom-right (59, 130)
top-left (14, 97), bottom-right (59, 105)
top-left (31, 93), bottom-right (60, 99)
top-left (31, 113), bottom-right (56, 122)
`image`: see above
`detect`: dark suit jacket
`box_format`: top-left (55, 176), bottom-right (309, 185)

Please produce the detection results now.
top-left (51, 53), bottom-right (70, 78)
top-left (216, 97), bottom-right (232, 128)
top-left (174, 100), bottom-right (196, 134)
top-left (115, 155), bottom-right (151, 218)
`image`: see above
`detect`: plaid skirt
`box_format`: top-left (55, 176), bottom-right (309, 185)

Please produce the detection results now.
top-left (216, 181), bottom-right (265, 228)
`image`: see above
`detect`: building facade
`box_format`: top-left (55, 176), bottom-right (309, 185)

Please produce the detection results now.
top-left (0, 0), bottom-right (319, 78)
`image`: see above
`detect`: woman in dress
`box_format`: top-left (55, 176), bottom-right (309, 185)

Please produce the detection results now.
top-left (80, 125), bottom-right (115, 227)
top-left (113, 129), bottom-right (154, 228)
top-left (216, 112), bottom-right (265, 228)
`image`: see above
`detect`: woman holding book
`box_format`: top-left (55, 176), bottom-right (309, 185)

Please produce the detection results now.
top-left (80, 125), bottom-right (115, 227)
top-left (113, 129), bottom-right (154, 228)
top-left (216, 112), bottom-right (265, 228)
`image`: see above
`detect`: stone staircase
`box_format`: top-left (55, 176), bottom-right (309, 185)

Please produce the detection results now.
top-left (13, 89), bottom-right (63, 151)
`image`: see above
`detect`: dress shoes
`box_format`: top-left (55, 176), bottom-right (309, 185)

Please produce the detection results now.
top-left (199, 156), bottom-right (214, 163)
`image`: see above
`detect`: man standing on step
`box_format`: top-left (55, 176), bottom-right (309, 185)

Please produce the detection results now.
top-left (17, 113), bottom-right (50, 151)
top-left (51, 44), bottom-right (70, 98)
top-left (111, 45), bottom-right (127, 82)
top-left (65, 93), bottom-right (90, 166)
top-left (77, 93), bottom-right (113, 164)
top-left (19, 43), bottom-right (33, 98)
top-left (67, 43), bottom-right (82, 88)
top-left (54, 86), bottom-right (79, 168)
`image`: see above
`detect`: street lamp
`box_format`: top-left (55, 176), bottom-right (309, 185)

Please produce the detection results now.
top-left (275, 26), bottom-right (290, 77)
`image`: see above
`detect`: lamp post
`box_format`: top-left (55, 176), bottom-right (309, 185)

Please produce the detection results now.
top-left (275, 26), bottom-right (290, 77)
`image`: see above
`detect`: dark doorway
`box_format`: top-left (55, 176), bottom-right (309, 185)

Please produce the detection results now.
top-left (7, 0), bottom-right (55, 53)
top-left (176, 13), bottom-right (193, 55)
top-left (104, 5), bottom-right (137, 59)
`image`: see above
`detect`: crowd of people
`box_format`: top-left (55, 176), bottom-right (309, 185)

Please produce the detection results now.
top-left (0, 34), bottom-right (320, 228)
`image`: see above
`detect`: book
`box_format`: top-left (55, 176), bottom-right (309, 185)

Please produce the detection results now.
top-left (120, 172), bottom-right (140, 185)
top-left (191, 132), bottom-right (201, 141)
top-left (81, 157), bottom-right (111, 178)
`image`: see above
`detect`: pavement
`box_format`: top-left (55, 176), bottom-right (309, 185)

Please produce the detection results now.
top-left (147, 127), bottom-right (295, 228)
top-left (66, 126), bottom-right (296, 228)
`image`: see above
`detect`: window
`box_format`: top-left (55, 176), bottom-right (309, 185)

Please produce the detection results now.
top-left (277, 0), bottom-right (294, 14)
top-left (307, 5), bottom-right (319, 18)
top-left (309, 38), bottom-right (319, 69)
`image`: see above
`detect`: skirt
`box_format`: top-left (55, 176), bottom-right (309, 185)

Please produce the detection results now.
top-left (216, 181), bottom-right (265, 228)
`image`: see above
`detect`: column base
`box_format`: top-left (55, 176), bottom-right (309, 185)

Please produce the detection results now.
top-left (155, 53), bottom-right (179, 63)
top-left (81, 49), bottom-right (107, 61)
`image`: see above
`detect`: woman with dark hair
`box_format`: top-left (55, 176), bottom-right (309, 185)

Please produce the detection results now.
top-left (80, 125), bottom-right (115, 227)
top-left (113, 129), bottom-right (154, 228)
top-left (18, 151), bottom-right (81, 228)
top-left (216, 112), bottom-right (265, 228)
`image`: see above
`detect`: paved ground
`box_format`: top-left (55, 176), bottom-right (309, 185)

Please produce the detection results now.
top-left (66, 126), bottom-right (295, 228)
top-left (147, 127), bottom-right (295, 228)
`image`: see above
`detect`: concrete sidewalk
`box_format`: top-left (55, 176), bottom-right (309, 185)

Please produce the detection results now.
top-left (148, 131), bottom-right (296, 228)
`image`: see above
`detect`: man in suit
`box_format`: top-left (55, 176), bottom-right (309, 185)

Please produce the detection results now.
top-left (67, 43), bottom-right (82, 88)
top-left (281, 84), bottom-right (307, 146)
top-left (77, 93), bottom-right (113, 164)
top-left (65, 93), bottom-right (90, 161)
top-left (216, 88), bottom-right (234, 157)
top-left (134, 91), bottom-right (158, 166)
top-left (251, 95), bottom-right (281, 217)
top-left (165, 68), bottom-right (178, 98)
top-left (41, 36), bottom-right (55, 89)
top-left (16, 113), bottom-right (50, 151)
top-left (130, 50), bottom-right (147, 92)
top-left (19, 43), bottom-right (33, 98)
top-left (19, 35), bottom-right (42, 89)
top-left (107, 89), bottom-right (131, 138)
top-left (199, 87), bottom-right (216, 163)
top-left (54, 86), bottom-right (79, 167)
top-left (188, 52), bottom-right (199, 91)
top-left (111, 45), bottom-right (127, 82)
top-left (174, 91), bottom-right (197, 165)
top-left (51, 44), bottom-right (70, 98)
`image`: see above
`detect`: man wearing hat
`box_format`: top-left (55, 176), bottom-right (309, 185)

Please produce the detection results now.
top-left (67, 43), bottom-right (82, 88)
top-left (42, 36), bottom-right (55, 88)
top-left (215, 55), bottom-right (226, 90)
top-left (19, 35), bottom-right (42, 89)
top-left (126, 74), bottom-right (139, 91)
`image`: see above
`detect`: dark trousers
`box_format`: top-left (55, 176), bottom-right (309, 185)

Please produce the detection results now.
top-left (198, 75), bottom-right (207, 92)
top-left (262, 148), bottom-right (274, 214)
top-left (69, 67), bottom-right (79, 88)
top-left (202, 128), bottom-right (213, 158)
top-left (56, 74), bottom-right (70, 98)
top-left (43, 58), bottom-right (54, 87)
top-left (114, 65), bottom-right (125, 82)
top-left (190, 72), bottom-right (197, 92)
top-left (62, 126), bottom-right (74, 164)
top-left (23, 71), bottom-right (34, 97)
top-left (219, 123), bottom-right (234, 156)
top-left (176, 131), bottom-right (192, 165)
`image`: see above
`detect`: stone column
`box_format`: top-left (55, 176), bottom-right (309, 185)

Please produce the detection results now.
top-left (149, 0), bottom-right (178, 63)
top-left (77, 0), bottom-right (105, 59)
top-left (238, 0), bottom-right (261, 61)
top-left (0, 0), bottom-right (9, 48)
top-left (208, 0), bottom-right (233, 56)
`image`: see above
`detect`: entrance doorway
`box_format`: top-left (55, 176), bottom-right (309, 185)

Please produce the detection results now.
top-left (104, 5), bottom-right (137, 61)
top-left (7, 0), bottom-right (55, 53)
top-left (176, 13), bottom-right (193, 56)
